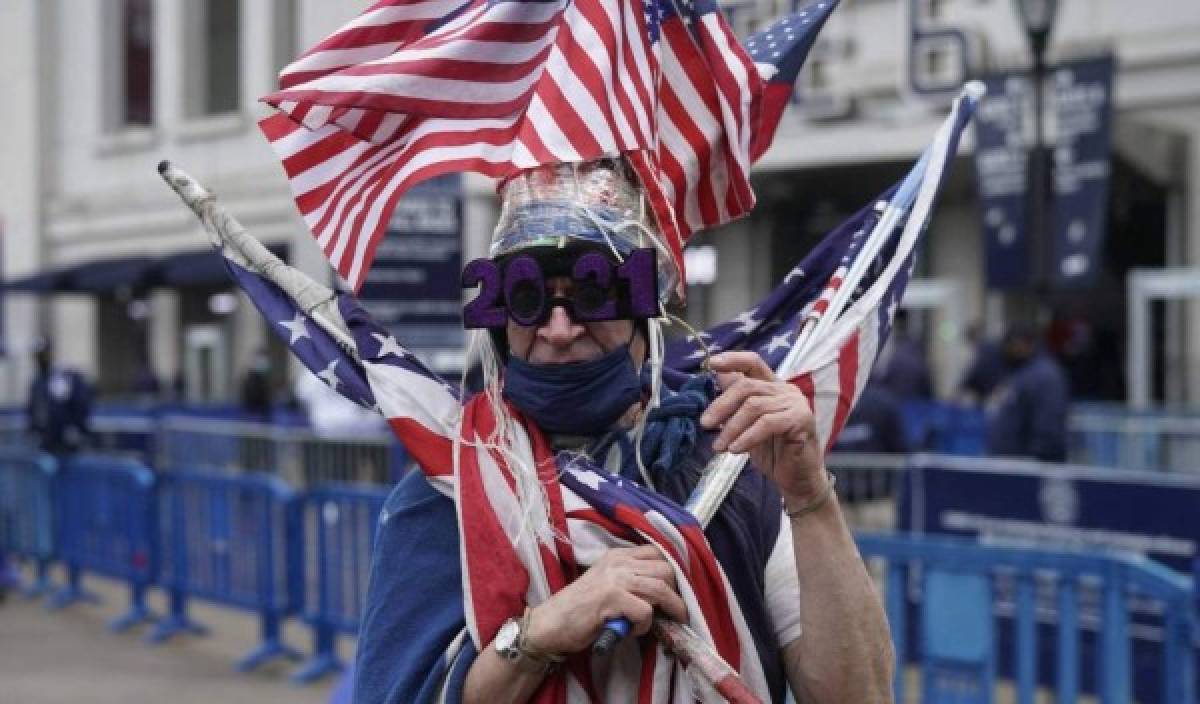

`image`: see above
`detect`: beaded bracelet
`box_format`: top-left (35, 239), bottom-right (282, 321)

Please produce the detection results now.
top-left (784, 471), bottom-right (837, 520)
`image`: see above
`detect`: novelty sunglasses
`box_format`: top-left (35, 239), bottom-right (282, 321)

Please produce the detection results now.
top-left (461, 247), bottom-right (660, 328)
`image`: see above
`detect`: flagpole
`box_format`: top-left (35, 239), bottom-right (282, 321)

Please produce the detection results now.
top-left (686, 83), bottom-right (981, 529)
top-left (156, 161), bottom-right (361, 357)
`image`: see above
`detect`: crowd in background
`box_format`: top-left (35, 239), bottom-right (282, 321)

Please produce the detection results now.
top-left (835, 310), bottom-right (1072, 462)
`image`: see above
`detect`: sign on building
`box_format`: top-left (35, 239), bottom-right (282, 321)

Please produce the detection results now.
top-left (974, 72), bottom-right (1033, 289)
top-left (1052, 55), bottom-right (1116, 288)
top-left (357, 175), bottom-right (465, 373)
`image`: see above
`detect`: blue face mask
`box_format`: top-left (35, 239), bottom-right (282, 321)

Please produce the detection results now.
top-left (502, 344), bottom-right (643, 435)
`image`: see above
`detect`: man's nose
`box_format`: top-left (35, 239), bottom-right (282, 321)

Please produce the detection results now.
top-left (537, 304), bottom-right (584, 346)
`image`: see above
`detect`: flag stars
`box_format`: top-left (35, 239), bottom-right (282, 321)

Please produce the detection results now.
top-left (765, 331), bottom-right (793, 356)
top-left (278, 314), bottom-right (310, 346)
top-left (732, 309), bottom-right (761, 334)
top-left (317, 360), bottom-right (341, 390)
top-left (371, 332), bottom-right (407, 360)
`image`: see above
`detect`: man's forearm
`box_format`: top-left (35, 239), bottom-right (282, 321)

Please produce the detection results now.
top-left (462, 640), bottom-right (547, 704)
top-left (784, 492), bottom-right (895, 703)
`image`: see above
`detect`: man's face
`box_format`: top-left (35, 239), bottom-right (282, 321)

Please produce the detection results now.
top-left (506, 277), bottom-right (644, 365)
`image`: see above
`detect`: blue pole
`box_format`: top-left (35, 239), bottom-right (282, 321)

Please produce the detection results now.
top-left (1014, 572), bottom-right (1036, 704)
top-left (1055, 577), bottom-right (1079, 703)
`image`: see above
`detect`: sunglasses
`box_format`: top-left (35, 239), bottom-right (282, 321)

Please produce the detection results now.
top-left (462, 247), bottom-right (659, 329)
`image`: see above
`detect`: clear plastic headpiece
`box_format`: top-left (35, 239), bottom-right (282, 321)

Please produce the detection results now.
top-left (490, 158), bottom-right (680, 304)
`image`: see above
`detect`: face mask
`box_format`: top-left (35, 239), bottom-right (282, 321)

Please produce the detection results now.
top-left (503, 344), bottom-right (642, 435)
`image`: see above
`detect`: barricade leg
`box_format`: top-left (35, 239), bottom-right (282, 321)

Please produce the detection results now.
top-left (146, 587), bottom-right (207, 644)
top-left (291, 623), bottom-right (343, 684)
top-left (47, 564), bottom-right (99, 610)
top-left (108, 580), bottom-right (156, 632)
top-left (22, 558), bottom-right (56, 599)
top-left (235, 611), bottom-right (302, 672)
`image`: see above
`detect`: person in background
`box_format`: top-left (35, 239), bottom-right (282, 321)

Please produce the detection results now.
top-left (956, 322), bottom-right (1006, 406)
top-left (239, 347), bottom-right (274, 421)
top-left (875, 309), bottom-right (934, 401)
top-left (832, 381), bottom-right (910, 455)
top-left (26, 338), bottom-right (93, 456)
top-left (985, 324), bottom-right (1071, 463)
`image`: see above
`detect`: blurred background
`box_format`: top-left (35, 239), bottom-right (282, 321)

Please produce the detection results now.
top-left (0, 0), bottom-right (1198, 702)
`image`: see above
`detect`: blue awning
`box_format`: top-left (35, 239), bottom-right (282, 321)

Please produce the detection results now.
top-left (155, 244), bottom-right (288, 287)
top-left (3, 268), bottom-right (73, 292)
top-left (2, 244), bottom-right (289, 295)
top-left (71, 257), bottom-right (159, 292)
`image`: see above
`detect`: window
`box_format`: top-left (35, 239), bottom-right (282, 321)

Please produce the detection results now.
top-left (120, 0), bottom-right (154, 127)
top-left (185, 0), bottom-right (241, 117)
top-left (273, 0), bottom-right (299, 78)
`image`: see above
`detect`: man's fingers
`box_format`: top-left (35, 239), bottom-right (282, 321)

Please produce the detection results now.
top-left (727, 410), bottom-right (796, 455)
top-left (709, 351), bottom-right (776, 382)
top-left (712, 395), bottom-right (792, 452)
top-left (701, 376), bottom-right (774, 429)
top-left (615, 593), bottom-right (655, 636)
top-left (628, 575), bottom-right (689, 623)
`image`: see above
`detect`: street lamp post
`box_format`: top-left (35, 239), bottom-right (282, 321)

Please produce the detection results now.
top-left (1013, 0), bottom-right (1059, 299)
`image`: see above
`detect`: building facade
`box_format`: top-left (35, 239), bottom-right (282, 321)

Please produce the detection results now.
top-left (2, 0), bottom-right (1199, 406)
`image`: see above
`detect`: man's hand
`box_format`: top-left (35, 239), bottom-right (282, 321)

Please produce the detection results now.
top-left (699, 351), bottom-right (827, 505)
top-left (525, 545), bottom-right (688, 656)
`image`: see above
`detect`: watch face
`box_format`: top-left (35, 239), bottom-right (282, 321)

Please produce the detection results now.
top-left (495, 619), bottom-right (520, 655)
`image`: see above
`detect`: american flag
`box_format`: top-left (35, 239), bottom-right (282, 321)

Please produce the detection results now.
top-left (259, 0), bottom-right (839, 291)
top-left (665, 86), bottom-right (981, 454)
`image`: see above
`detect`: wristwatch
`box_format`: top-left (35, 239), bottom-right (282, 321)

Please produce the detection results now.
top-left (494, 609), bottom-right (565, 675)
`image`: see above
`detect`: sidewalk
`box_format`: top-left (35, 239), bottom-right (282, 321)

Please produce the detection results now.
top-left (0, 572), bottom-right (339, 704)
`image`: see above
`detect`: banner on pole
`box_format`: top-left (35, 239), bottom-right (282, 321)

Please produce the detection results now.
top-left (1051, 55), bottom-right (1115, 288)
top-left (357, 174), bottom-right (464, 373)
top-left (974, 72), bottom-right (1032, 290)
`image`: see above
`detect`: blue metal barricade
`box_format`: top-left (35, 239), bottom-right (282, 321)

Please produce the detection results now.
top-left (149, 471), bottom-right (302, 671)
top-left (0, 449), bottom-right (58, 596)
top-left (858, 532), bottom-right (1198, 704)
top-left (50, 455), bottom-right (158, 632)
top-left (293, 483), bottom-right (389, 683)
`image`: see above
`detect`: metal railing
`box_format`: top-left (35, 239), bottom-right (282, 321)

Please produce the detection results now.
top-left (858, 532), bottom-right (1198, 704)
top-left (1069, 409), bottom-right (1200, 474)
top-left (156, 416), bottom-right (406, 488)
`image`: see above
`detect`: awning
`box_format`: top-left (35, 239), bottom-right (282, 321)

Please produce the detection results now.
top-left (71, 257), bottom-right (158, 293)
top-left (2, 244), bottom-right (289, 295)
top-left (3, 268), bottom-right (75, 292)
top-left (156, 244), bottom-right (288, 287)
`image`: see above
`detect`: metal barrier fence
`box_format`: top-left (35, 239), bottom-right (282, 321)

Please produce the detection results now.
top-left (156, 416), bottom-right (406, 488)
top-left (826, 452), bottom-right (908, 532)
top-left (858, 532), bottom-right (1198, 704)
top-left (50, 456), bottom-right (159, 632)
top-left (0, 448), bottom-right (57, 596)
top-left (291, 483), bottom-right (389, 683)
top-left (150, 471), bottom-right (301, 671)
top-left (1070, 409), bottom-right (1200, 473)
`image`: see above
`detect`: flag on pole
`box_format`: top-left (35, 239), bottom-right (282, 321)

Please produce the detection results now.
top-left (259, 0), bottom-right (839, 291)
top-left (665, 85), bottom-right (982, 452)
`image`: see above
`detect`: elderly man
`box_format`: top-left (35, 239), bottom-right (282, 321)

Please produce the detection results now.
top-left (352, 160), bottom-right (893, 703)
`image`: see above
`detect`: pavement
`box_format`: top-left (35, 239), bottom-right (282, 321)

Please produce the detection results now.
top-left (0, 569), bottom-right (341, 704)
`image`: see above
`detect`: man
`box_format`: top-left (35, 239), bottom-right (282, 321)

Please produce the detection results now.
top-left (353, 161), bottom-right (893, 703)
top-left (985, 324), bottom-right (1070, 463)
top-left (874, 311), bottom-right (933, 402)
top-left (26, 338), bottom-right (92, 456)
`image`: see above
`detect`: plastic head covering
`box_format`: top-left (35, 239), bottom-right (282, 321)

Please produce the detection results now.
top-left (490, 158), bottom-right (681, 305)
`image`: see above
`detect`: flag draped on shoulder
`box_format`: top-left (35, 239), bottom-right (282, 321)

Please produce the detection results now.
top-left (259, 0), bottom-right (838, 291)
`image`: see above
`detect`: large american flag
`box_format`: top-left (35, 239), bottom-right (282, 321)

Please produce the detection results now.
top-left (259, 0), bottom-right (839, 291)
